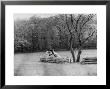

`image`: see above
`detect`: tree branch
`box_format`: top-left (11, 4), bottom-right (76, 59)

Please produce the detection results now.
top-left (70, 14), bottom-right (76, 30)
top-left (81, 14), bottom-right (94, 28)
top-left (75, 15), bottom-right (83, 47)
top-left (81, 31), bottom-right (95, 45)
top-left (75, 15), bottom-right (82, 33)
top-left (56, 25), bottom-right (62, 32)
top-left (79, 14), bottom-right (95, 43)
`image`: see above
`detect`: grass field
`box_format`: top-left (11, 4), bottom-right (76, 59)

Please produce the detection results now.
top-left (14, 49), bottom-right (97, 76)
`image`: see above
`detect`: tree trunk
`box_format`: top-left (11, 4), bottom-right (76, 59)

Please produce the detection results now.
top-left (69, 36), bottom-right (76, 62)
top-left (70, 47), bottom-right (75, 62)
top-left (70, 41), bottom-right (75, 62)
top-left (76, 49), bottom-right (82, 62)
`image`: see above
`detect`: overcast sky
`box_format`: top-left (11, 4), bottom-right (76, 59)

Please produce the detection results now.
top-left (14, 14), bottom-right (57, 20)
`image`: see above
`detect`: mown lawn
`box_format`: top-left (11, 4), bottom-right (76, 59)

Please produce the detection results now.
top-left (14, 49), bottom-right (97, 76)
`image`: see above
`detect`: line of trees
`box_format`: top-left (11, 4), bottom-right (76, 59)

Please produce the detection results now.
top-left (14, 14), bottom-right (97, 62)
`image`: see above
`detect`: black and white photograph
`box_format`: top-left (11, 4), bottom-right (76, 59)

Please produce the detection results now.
top-left (4, 4), bottom-right (106, 85)
top-left (14, 13), bottom-right (97, 76)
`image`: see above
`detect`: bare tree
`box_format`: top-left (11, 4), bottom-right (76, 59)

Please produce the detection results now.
top-left (65, 14), bottom-right (96, 62)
